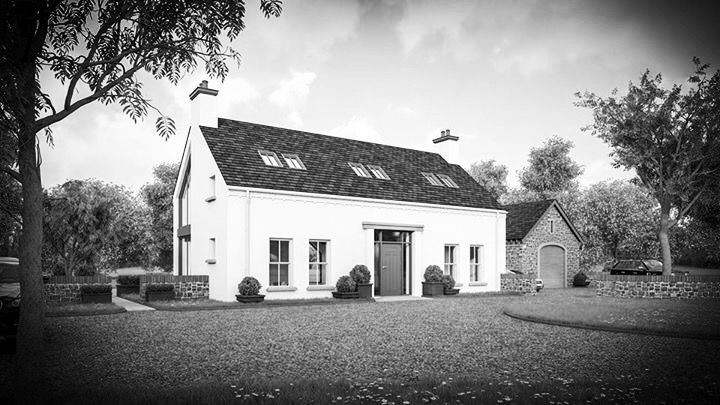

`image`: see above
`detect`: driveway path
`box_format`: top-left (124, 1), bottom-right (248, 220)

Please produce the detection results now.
top-left (112, 296), bottom-right (155, 312)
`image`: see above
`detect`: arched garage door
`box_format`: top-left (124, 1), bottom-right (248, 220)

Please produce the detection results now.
top-left (540, 245), bottom-right (565, 288)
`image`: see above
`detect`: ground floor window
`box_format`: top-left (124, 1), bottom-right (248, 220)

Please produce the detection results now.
top-left (444, 244), bottom-right (457, 277)
top-left (269, 239), bottom-right (291, 286)
top-left (470, 245), bottom-right (484, 282)
top-left (309, 240), bottom-right (328, 285)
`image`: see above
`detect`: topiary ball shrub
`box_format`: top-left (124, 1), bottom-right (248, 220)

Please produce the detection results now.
top-left (146, 283), bottom-right (174, 292)
top-left (80, 284), bottom-right (112, 294)
top-left (349, 264), bottom-right (371, 285)
top-left (117, 275), bottom-right (140, 286)
top-left (573, 271), bottom-right (589, 287)
top-left (424, 265), bottom-right (443, 282)
top-left (441, 274), bottom-right (455, 289)
top-left (335, 275), bottom-right (356, 293)
top-left (238, 276), bottom-right (262, 296)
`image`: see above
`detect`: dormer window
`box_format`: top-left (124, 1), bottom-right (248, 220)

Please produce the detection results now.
top-left (436, 174), bottom-right (459, 188)
top-left (282, 154), bottom-right (306, 170)
top-left (348, 162), bottom-right (371, 177)
top-left (258, 150), bottom-right (282, 167)
top-left (421, 172), bottom-right (444, 186)
top-left (367, 165), bottom-right (390, 180)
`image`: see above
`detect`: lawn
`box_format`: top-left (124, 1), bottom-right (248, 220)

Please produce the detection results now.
top-left (2, 292), bottom-right (719, 404)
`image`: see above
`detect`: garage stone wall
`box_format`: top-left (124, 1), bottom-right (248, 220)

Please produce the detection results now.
top-left (44, 275), bottom-right (112, 305)
top-left (595, 274), bottom-right (720, 298)
top-left (506, 205), bottom-right (581, 287)
top-left (140, 274), bottom-right (209, 301)
top-left (500, 273), bottom-right (537, 295)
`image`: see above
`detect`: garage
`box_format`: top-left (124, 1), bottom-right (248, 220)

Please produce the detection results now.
top-left (540, 245), bottom-right (565, 288)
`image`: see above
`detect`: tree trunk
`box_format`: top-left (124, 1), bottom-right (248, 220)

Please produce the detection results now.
top-left (15, 108), bottom-right (47, 403)
top-left (658, 200), bottom-right (673, 276)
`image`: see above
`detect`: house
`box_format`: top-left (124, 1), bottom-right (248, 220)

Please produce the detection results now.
top-left (504, 199), bottom-right (583, 288)
top-left (173, 81), bottom-right (507, 301)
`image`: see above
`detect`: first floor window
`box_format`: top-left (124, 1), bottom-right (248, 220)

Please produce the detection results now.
top-left (269, 239), bottom-right (291, 286)
top-left (470, 245), bottom-right (484, 282)
top-left (309, 240), bottom-right (328, 285)
top-left (209, 238), bottom-right (216, 260)
top-left (444, 244), bottom-right (457, 277)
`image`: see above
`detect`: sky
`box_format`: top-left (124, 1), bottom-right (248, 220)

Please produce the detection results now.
top-left (38, 0), bottom-right (720, 192)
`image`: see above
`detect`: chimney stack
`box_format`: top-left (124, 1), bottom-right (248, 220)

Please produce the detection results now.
top-left (432, 128), bottom-right (459, 164)
top-left (189, 80), bottom-right (219, 128)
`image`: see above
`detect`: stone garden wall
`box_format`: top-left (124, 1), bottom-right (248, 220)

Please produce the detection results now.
top-left (139, 275), bottom-right (209, 301)
top-left (500, 273), bottom-right (537, 295)
top-left (44, 275), bottom-right (112, 305)
top-left (595, 274), bottom-right (720, 299)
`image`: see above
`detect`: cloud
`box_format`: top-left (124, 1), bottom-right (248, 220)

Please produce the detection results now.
top-left (268, 71), bottom-right (317, 127)
top-left (328, 117), bottom-right (383, 144)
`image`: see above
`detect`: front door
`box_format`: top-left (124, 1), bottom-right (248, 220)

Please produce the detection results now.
top-left (380, 243), bottom-right (403, 296)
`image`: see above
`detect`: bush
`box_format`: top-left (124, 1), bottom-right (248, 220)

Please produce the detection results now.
top-left (80, 284), bottom-right (112, 294)
top-left (349, 264), bottom-right (371, 285)
top-left (117, 275), bottom-right (140, 286)
top-left (146, 283), bottom-right (174, 292)
top-left (424, 265), bottom-right (443, 282)
top-left (441, 274), bottom-right (455, 289)
top-left (573, 271), bottom-right (589, 287)
top-left (238, 276), bottom-right (262, 296)
top-left (335, 275), bottom-right (356, 293)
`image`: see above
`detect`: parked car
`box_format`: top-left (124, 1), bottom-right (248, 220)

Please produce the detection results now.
top-left (0, 257), bottom-right (20, 346)
top-left (610, 259), bottom-right (663, 275)
top-left (535, 279), bottom-right (544, 292)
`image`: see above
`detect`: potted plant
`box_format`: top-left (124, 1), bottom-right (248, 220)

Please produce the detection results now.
top-left (422, 265), bottom-right (444, 297)
top-left (332, 275), bottom-right (359, 299)
top-left (80, 284), bottom-right (112, 304)
top-left (442, 274), bottom-right (459, 295)
top-left (116, 275), bottom-right (140, 296)
top-left (236, 276), bottom-right (265, 303)
top-left (145, 283), bottom-right (175, 301)
top-left (350, 264), bottom-right (372, 299)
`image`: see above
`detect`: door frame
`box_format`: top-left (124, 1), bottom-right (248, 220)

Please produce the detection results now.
top-left (537, 243), bottom-right (567, 288)
top-left (373, 230), bottom-right (413, 296)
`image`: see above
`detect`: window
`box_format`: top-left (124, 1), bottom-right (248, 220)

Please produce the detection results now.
top-left (309, 240), bottom-right (328, 285)
top-left (258, 150), bottom-right (283, 167)
top-left (549, 219), bottom-right (555, 234)
top-left (436, 174), bottom-right (459, 188)
top-left (444, 245), bottom-right (457, 277)
top-left (366, 165), bottom-right (390, 180)
top-left (206, 175), bottom-right (216, 202)
top-left (470, 245), bottom-right (484, 282)
top-left (421, 172), bottom-right (444, 186)
top-left (283, 154), bottom-right (306, 170)
top-left (269, 239), bottom-right (291, 286)
top-left (348, 162), bottom-right (371, 177)
top-left (206, 238), bottom-right (216, 264)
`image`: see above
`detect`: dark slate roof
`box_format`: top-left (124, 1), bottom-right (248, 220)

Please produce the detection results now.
top-left (200, 119), bottom-right (501, 210)
top-left (504, 199), bottom-right (556, 241)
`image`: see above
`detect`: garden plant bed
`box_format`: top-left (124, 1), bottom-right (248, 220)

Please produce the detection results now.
top-left (3, 290), bottom-right (718, 403)
top-left (45, 303), bottom-right (126, 317)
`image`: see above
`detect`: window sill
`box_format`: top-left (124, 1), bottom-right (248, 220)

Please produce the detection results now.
top-left (205, 259), bottom-right (216, 264)
top-left (205, 196), bottom-right (216, 202)
top-left (306, 285), bottom-right (334, 291)
top-left (266, 286), bottom-right (298, 292)
top-left (469, 282), bottom-right (488, 287)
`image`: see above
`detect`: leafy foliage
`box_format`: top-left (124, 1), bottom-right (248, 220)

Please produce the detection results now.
top-left (80, 284), bottom-right (112, 294)
top-left (146, 283), bottom-right (174, 293)
top-left (441, 274), bottom-right (456, 289)
top-left (238, 276), bottom-right (262, 296)
top-left (140, 163), bottom-right (179, 271)
top-left (117, 275), bottom-right (140, 286)
top-left (466, 160), bottom-right (508, 201)
top-left (518, 136), bottom-right (584, 199)
top-left (349, 264), bottom-right (371, 285)
top-left (424, 265), bottom-right (443, 282)
top-left (335, 275), bottom-right (356, 293)
top-left (572, 272), bottom-right (588, 287)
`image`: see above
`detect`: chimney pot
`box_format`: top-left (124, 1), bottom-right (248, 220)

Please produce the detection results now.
top-left (441, 130), bottom-right (446, 136)
top-left (446, 129), bottom-right (450, 136)
top-left (200, 80), bottom-right (208, 88)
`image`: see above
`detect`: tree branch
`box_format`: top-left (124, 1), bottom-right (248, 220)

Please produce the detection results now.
top-left (0, 166), bottom-right (22, 183)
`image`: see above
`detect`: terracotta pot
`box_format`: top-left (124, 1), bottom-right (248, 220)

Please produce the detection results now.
top-left (332, 291), bottom-right (360, 299)
top-left (443, 288), bottom-right (460, 295)
top-left (357, 283), bottom-right (373, 299)
top-left (422, 281), bottom-right (444, 297)
top-left (235, 294), bottom-right (265, 303)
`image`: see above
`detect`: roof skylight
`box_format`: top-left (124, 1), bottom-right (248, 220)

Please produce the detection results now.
top-left (348, 163), bottom-right (372, 177)
top-left (282, 154), bottom-right (306, 170)
top-left (421, 172), bottom-right (444, 186)
top-left (366, 165), bottom-right (390, 180)
top-left (437, 174), bottom-right (459, 188)
top-left (258, 150), bottom-right (282, 167)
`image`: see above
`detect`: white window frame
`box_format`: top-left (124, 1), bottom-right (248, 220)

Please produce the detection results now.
top-left (206, 238), bottom-right (216, 264)
top-left (437, 174), bottom-right (459, 188)
top-left (421, 172), bottom-right (444, 186)
top-left (309, 240), bottom-right (329, 285)
top-left (269, 239), bottom-right (292, 286)
top-left (444, 244), bottom-right (458, 278)
top-left (348, 162), bottom-right (372, 177)
top-left (470, 245), bottom-right (484, 282)
top-left (283, 153), bottom-right (306, 170)
top-left (258, 150), bottom-right (283, 167)
top-left (366, 164), bottom-right (390, 180)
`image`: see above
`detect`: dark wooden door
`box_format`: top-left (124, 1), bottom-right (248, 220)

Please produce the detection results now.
top-left (380, 244), bottom-right (403, 296)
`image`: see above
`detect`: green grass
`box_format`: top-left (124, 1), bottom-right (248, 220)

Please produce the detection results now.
top-left (121, 293), bottom-right (374, 311)
top-left (45, 302), bottom-right (126, 317)
top-left (504, 288), bottom-right (720, 339)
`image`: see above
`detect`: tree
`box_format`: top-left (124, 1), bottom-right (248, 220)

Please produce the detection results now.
top-left (466, 160), bottom-right (508, 201)
top-left (576, 58), bottom-right (720, 275)
top-left (140, 163), bottom-right (179, 271)
top-left (0, 1), bottom-right (282, 400)
top-left (0, 172), bottom-right (21, 256)
top-left (518, 135), bottom-right (584, 199)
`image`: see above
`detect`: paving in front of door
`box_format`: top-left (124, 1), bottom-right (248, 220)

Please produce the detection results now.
top-left (374, 296), bottom-right (431, 303)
